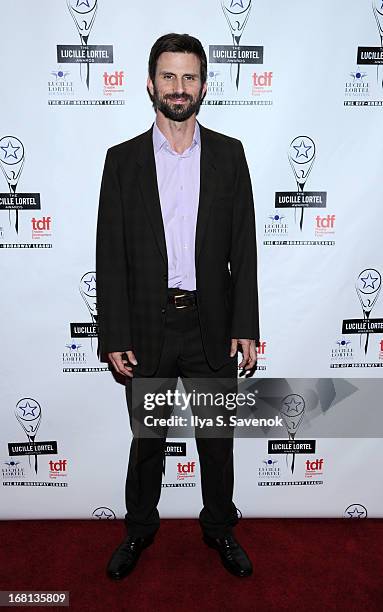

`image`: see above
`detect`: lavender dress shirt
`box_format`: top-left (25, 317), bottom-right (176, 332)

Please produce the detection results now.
top-left (152, 121), bottom-right (201, 291)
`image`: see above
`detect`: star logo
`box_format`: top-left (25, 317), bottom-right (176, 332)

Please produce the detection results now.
top-left (208, 69), bottom-right (220, 80)
top-left (92, 507), bottom-right (116, 519)
top-left (230, 0), bottom-right (244, 7)
top-left (94, 510), bottom-right (113, 518)
top-left (0, 140), bottom-right (20, 161)
top-left (51, 68), bottom-right (70, 80)
top-left (76, 0), bottom-right (90, 7)
top-left (360, 272), bottom-right (379, 290)
top-left (19, 400), bottom-right (39, 420)
top-left (66, 341), bottom-right (82, 351)
top-left (282, 397), bottom-right (303, 415)
top-left (269, 214), bottom-right (285, 222)
top-left (293, 140), bottom-right (312, 160)
top-left (345, 504), bottom-right (367, 518)
top-left (347, 507), bottom-right (364, 518)
top-left (84, 274), bottom-right (96, 294)
top-left (18, 401), bottom-right (39, 418)
top-left (262, 458), bottom-right (277, 466)
top-left (350, 69), bottom-right (367, 81)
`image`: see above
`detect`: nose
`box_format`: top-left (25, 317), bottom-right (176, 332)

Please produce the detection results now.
top-left (173, 76), bottom-right (185, 93)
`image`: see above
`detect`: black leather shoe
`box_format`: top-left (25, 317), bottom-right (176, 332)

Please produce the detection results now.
top-left (106, 535), bottom-right (154, 580)
top-left (203, 534), bottom-right (253, 577)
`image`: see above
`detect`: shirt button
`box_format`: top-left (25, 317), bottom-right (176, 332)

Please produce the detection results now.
top-left (161, 308), bottom-right (166, 314)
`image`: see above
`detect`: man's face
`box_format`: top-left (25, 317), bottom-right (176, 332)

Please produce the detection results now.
top-left (147, 51), bottom-right (207, 122)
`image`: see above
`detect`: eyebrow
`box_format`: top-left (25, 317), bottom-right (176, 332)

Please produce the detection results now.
top-left (159, 70), bottom-right (199, 77)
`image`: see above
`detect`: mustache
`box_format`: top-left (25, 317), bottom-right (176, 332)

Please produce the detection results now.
top-left (164, 93), bottom-right (193, 102)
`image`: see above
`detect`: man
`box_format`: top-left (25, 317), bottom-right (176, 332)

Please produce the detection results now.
top-left (96, 33), bottom-right (260, 579)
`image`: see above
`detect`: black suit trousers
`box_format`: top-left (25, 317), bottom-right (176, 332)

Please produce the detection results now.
top-left (124, 292), bottom-right (239, 538)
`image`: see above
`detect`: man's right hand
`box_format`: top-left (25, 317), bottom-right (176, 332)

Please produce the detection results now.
top-left (108, 351), bottom-right (138, 378)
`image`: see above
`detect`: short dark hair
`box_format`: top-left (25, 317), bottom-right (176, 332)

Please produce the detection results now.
top-left (148, 33), bottom-right (207, 85)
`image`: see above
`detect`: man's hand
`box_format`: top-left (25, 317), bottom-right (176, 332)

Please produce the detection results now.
top-left (230, 339), bottom-right (257, 370)
top-left (108, 351), bottom-right (138, 378)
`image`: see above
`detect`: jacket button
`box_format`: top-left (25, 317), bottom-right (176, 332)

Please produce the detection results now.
top-left (161, 308), bottom-right (166, 314)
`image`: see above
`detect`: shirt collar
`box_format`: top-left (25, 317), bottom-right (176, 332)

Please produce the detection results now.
top-left (152, 120), bottom-right (200, 156)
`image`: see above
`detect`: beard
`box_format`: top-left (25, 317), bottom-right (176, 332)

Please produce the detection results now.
top-left (151, 84), bottom-right (204, 122)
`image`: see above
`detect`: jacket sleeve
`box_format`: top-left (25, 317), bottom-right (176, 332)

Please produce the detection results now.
top-left (229, 140), bottom-right (260, 343)
top-left (96, 148), bottom-right (132, 354)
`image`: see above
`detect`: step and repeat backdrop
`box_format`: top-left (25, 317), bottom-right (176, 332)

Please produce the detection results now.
top-left (1, 0), bottom-right (383, 520)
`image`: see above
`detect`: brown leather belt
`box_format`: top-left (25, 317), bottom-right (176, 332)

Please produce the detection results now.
top-left (167, 289), bottom-right (197, 309)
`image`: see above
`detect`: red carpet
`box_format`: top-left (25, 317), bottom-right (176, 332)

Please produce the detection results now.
top-left (0, 518), bottom-right (382, 611)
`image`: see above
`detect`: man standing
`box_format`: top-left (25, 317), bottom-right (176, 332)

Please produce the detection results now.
top-left (96, 33), bottom-right (259, 579)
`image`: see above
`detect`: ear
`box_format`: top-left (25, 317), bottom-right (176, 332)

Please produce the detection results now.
top-left (147, 76), bottom-right (154, 97)
top-left (200, 81), bottom-right (208, 101)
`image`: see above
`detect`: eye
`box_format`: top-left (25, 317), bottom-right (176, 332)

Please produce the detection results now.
top-left (162, 74), bottom-right (174, 80)
top-left (184, 75), bottom-right (196, 81)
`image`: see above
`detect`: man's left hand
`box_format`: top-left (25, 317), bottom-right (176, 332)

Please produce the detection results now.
top-left (230, 338), bottom-right (257, 370)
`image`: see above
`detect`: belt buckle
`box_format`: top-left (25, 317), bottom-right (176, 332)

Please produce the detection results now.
top-left (174, 293), bottom-right (187, 309)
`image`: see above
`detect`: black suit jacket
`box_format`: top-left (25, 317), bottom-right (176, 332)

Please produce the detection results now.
top-left (96, 122), bottom-right (259, 376)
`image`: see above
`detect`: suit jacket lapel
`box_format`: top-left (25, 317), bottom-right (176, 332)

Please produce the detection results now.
top-left (136, 122), bottom-right (217, 270)
top-left (195, 123), bottom-right (216, 265)
top-left (136, 126), bottom-right (167, 266)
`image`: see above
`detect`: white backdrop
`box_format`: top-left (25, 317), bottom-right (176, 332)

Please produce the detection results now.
top-left (1, 0), bottom-right (382, 520)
